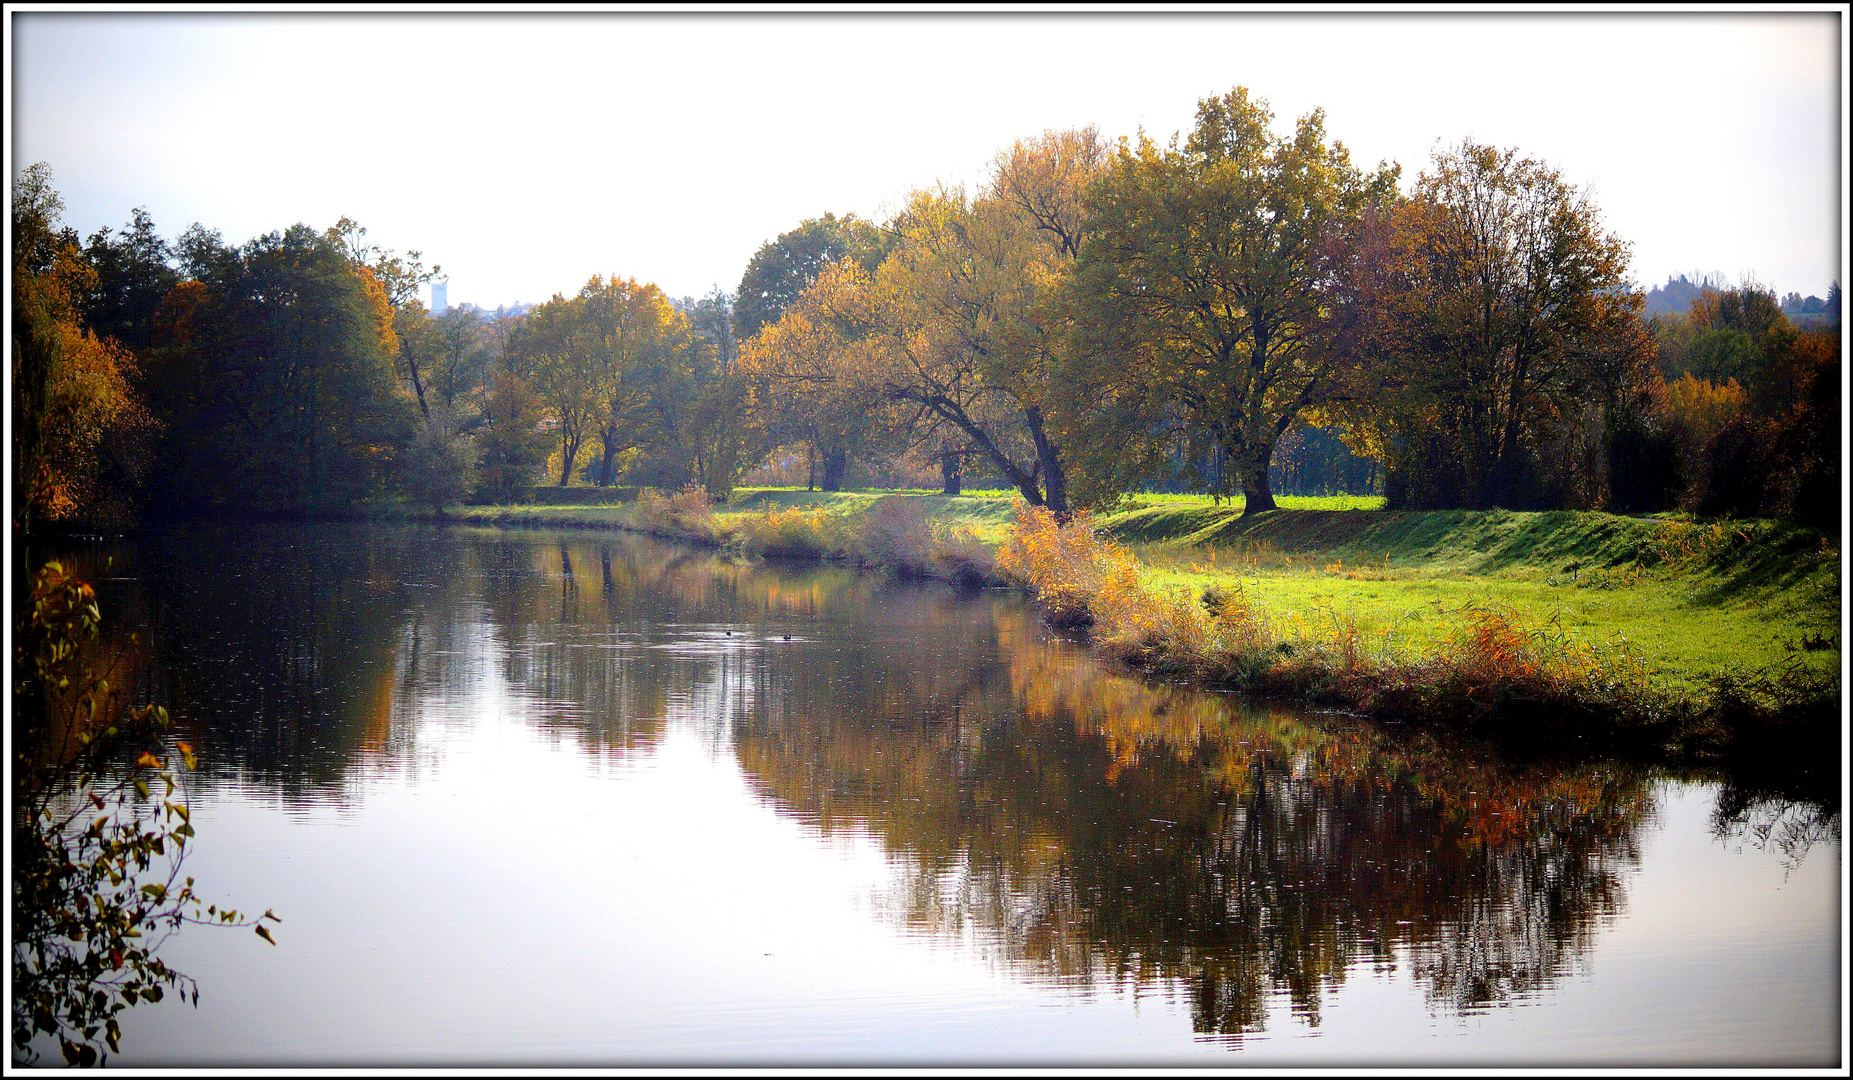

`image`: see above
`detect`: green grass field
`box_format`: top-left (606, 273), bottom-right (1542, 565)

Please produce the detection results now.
top-left (1105, 504), bottom-right (1839, 697)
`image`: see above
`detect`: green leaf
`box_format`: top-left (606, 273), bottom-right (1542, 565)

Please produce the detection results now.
top-left (254, 925), bottom-right (276, 945)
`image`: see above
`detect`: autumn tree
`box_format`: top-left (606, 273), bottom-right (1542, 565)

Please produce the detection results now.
top-left (1685, 319), bottom-right (1841, 529)
top-left (732, 212), bottom-right (890, 341)
top-left (741, 132), bottom-right (1110, 509)
top-left (879, 129), bottom-right (1109, 514)
top-left (146, 224), bottom-right (417, 513)
top-left (1652, 284), bottom-right (1788, 386)
top-left (471, 373), bottom-right (551, 502)
top-left (401, 402), bottom-right (478, 513)
top-left (574, 276), bottom-right (691, 488)
top-left (505, 295), bottom-right (603, 485)
top-left (81, 206), bottom-right (181, 355)
top-left (657, 290), bottom-right (767, 500)
top-left (11, 164), bottom-right (157, 541)
top-left (1060, 88), bottom-right (1398, 514)
top-left (325, 217), bottom-right (443, 418)
top-left (735, 260), bottom-right (905, 491)
top-left (1334, 141), bottom-right (1645, 509)
top-left (733, 215), bottom-right (896, 488)
top-left (507, 276), bottom-right (721, 491)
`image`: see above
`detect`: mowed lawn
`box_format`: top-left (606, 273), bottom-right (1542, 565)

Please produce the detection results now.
top-left (1107, 503), bottom-right (1840, 697)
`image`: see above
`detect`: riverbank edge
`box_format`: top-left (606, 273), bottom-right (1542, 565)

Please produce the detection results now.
top-left (334, 498), bottom-right (1841, 777)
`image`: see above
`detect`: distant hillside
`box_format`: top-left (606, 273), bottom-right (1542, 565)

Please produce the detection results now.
top-left (1644, 274), bottom-right (1840, 326)
top-left (1780, 287), bottom-right (1839, 328)
top-left (1642, 273), bottom-right (1730, 317)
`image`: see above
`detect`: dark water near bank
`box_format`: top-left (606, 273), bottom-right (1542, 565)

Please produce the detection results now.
top-left (50, 523), bottom-right (1841, 1066)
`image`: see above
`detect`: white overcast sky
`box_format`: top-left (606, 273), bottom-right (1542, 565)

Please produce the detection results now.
top-left (8, 9), bottom-right (1845, 309)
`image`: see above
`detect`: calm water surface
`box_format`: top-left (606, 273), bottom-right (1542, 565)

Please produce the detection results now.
top-left (54, 523), bottom-right (1841, 1067)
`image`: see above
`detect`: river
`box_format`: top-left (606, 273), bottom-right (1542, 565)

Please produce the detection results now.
top-left (41, 522), bottom-right (1841, 1067)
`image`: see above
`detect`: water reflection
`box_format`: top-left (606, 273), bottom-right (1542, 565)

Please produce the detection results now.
top-left (1710, 784), bottom-right (1841, 872)
top-left (68, 523), bottom-right (1838, 1056)
top-left (731, 602), bottom-right (1658, 1040)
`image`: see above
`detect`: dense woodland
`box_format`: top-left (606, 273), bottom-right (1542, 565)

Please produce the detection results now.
top-left (12, 86), bottom-right (1843, 545)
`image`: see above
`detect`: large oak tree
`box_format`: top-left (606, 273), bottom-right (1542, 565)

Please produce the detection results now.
top-left (1060, 88), bottom-right (1396, 514)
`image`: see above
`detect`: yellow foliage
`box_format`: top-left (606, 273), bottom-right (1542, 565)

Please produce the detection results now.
top-left (998, 498), bottom-right (1273, 666)
top-left (996, 501), bottom-right (1125, 624)
top-left (1663, 372), bottom-right (1744, 446)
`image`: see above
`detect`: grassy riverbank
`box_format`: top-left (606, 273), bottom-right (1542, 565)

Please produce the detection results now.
top-left (1104, 503), bottom-right (1840, 698)
top-left (359, 487), bottom-right (1840, 761)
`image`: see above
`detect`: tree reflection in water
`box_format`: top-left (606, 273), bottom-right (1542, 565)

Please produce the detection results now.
top-left (733, 602), bottom-right (1659, 1041)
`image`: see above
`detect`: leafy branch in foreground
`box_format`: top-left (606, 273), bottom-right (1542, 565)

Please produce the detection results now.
top-left (12, 561), bottom-right (278, 1067)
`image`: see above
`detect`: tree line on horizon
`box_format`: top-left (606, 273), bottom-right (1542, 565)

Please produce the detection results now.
top-left (12, 85), bottom-right (1842, 545)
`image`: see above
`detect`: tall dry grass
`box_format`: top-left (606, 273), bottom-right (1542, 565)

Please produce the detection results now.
top-left (732, 504), bottom-right (852, 560)
top-left (997, 501), bottom-right (1277, 673)
top-left (712, 495), bottom-right (996, 584)
top-left (633, 483), bottom-right (721, 543)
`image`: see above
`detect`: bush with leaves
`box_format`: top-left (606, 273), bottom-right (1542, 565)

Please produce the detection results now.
top-left (401, 404), bottom-right (479, 513)
top-left (12, 562), bottom-right (277, 1066)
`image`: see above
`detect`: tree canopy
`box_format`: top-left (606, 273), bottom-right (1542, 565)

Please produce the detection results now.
top-left (1058, 88), bottom-right (1399, 513)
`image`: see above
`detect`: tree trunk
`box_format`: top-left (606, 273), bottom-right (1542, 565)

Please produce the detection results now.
top-left (905, 393), bottom-right (1045, 508)
top-left (405, 354), bottom-right (430, 422)
top-left (592, 446), bottom-right (615, 488)
top-left (1235, 445), bottom-right (1278, 515)
top-left (1024, 405), bottom-right (1069, 517)
top-left (820, 447), bottom-right (848, 492)
top-left (940, 450), bottom-right (962, 496)
top-left (557, 434), bottom-right (578, 486)
top-left (592, 423), bottom-right (624, 487)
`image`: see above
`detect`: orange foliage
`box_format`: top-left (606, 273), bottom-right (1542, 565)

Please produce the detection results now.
top-left (354, 265), bottom-right (400, 361)
top-left (14, 244), bottom-right (156, 525)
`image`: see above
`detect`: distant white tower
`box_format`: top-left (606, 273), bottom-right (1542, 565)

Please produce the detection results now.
top-left (431, 281), bottom-right (448, 314)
